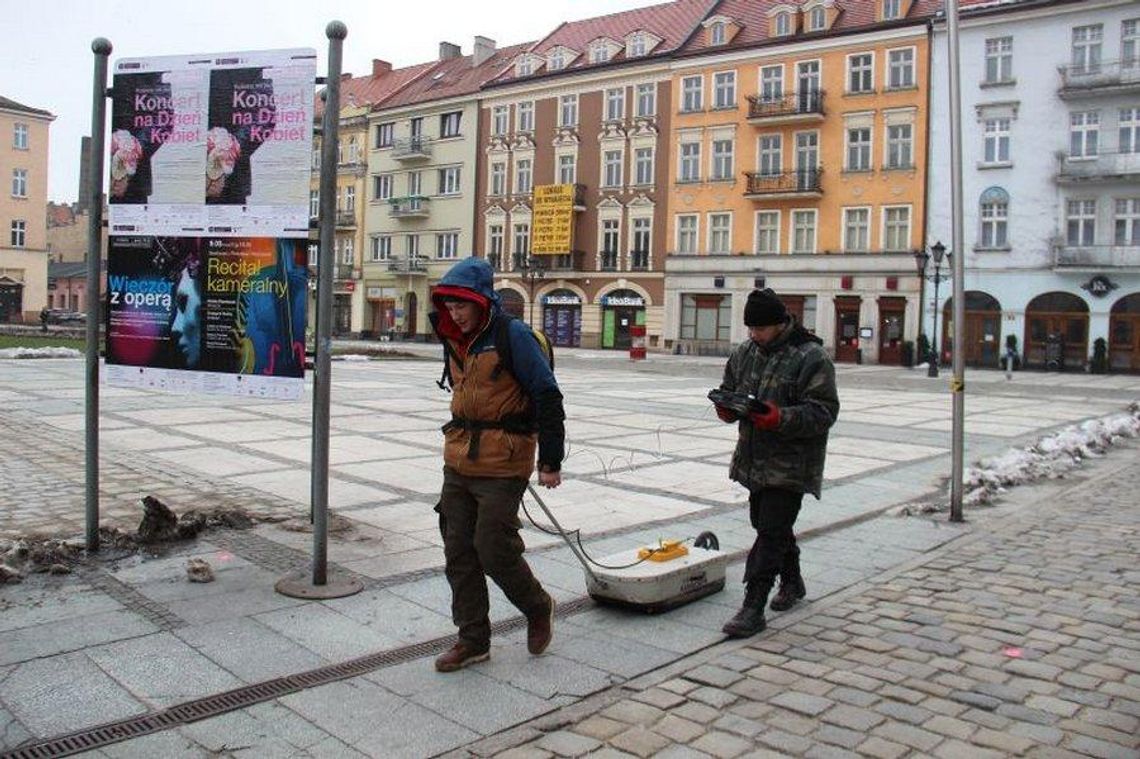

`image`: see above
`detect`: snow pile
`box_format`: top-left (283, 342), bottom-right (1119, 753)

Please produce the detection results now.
top-left (0, 346), bottom-right (83, 359)
top-left (963, 402), bottom-right (1140, 506)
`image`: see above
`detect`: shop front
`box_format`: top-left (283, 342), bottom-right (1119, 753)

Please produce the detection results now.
top-left (834, 296), bottom-right (862, 363)
top-left (1109, 293), bottom-right (1140, 373)
top-left (1024, 291), bottom-right (1089, 371)
top-left (542, 290), bottom-right (582, 347)
top-left (366, 285), bottom-right (397, 339)
top-left (600, 289), bottom-right (645, 350)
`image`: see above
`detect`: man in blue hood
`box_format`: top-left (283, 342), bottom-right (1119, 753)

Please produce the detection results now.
top-left (428, 257), bottom-right (565, 672)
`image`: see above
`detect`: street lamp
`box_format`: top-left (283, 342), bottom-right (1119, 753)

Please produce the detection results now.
top-left (518, 255), bottom-right (546, 327)
top-left (914, 241), bottom-right (951, 378)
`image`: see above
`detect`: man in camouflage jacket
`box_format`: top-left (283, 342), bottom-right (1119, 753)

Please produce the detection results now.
top-left (714, 289), bottom-right (839, 637)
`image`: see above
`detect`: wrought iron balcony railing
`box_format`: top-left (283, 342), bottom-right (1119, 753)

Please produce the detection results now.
top-left (391, 137), bottom-right (432, 160)
top-left (1058, 59), bottom-right (1140, 96)
top-left (388, 196), bottom-right (431, 218)
top-left (743, 168), bottom-right (823, 198)
top-left (746, 91), bottom-right (825, 122)
top-left (387, 256), bottom-right (429, 273)
top-left (1055, 150), bottom-right (1140, 182)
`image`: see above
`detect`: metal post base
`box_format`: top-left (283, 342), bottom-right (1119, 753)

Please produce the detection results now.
top-left (927, 362), bottom-right (939, 378)
top-left (275, 571), bottom-right (363, 599)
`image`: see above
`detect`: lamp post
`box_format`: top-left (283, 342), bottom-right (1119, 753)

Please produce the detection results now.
top-left (914, 241), bottom-right (950, 378)
top-left (519, 255), bottom-right (546, 327)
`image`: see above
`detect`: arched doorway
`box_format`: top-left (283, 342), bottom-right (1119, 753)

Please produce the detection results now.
top-left (601, 289), bottom-right (646, 350)
top-left (1109, 293), bottom-right (1140, 373)
top-left (941, 291), bottom-right (1003, 367)
top-left (497, 289), bottom-right (524, 320)
top-left (1024, 291), bottom-right (1088, 371)
top-left (404, 292), bottom-right (418, 338)
top-left (0, 279), bottom-right (22, 323)
top-left (542, 289), bottom-right (582, 347)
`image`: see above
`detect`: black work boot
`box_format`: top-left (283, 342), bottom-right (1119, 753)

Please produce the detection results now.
top-left (722, 583), bottom-right (770, 638)
top-left (770, 575), bottom-right (806, 612)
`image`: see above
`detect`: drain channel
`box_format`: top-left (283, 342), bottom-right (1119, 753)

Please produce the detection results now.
top-left (0, 597), bottom-right (595, 759)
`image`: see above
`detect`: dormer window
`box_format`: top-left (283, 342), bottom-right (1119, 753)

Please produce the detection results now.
top-left (775, 11), bottom-right (792, 36)
top-left (516, 57), bottom-right (533, 77)
top-left (548, 50), bottom-right (565, 71)
top-left (590, 43), bottom-right (611, 64)
top-left (808, 6), bottom-right (826, 31)
top-left (629, 32), bottom-right (646, 57)
top-left (883, 0), bottom-right (902, 19)
top-left (710, 21), bottom-right (726, 45)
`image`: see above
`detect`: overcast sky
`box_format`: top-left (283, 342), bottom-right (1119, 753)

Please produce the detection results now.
top-left (3, 0), bottom-right (663, 204)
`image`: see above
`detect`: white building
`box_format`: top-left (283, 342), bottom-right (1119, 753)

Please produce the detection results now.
top-left (927, 0), bottom-right (1140, 372)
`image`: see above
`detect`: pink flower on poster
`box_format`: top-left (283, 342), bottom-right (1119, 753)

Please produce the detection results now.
top-left (205, 127), bottom-right (241, 198)
top-left (109, 129), bottom-right (144, 198)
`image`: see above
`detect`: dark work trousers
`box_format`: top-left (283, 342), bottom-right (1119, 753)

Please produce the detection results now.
top-left (437, 466), bottom-right (548, 650)
top-left (743, 487), bottom-right (804, 597)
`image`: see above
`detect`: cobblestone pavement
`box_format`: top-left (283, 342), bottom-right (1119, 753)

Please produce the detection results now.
top-left (457, 451), bottom-right (1140, 759)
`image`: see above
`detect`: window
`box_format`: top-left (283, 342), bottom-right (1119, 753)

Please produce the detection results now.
top-left (440, 111), bottom-right (461, 138)
top-left (758, 134), bottom-right (782, 176)
top-left (1066, 199), bottom-right (1096, 246)
top-left (710, 21), bottom-right (726, 46)
top-left (548, 50), bottom-right (565, 71)
top-left (886, 124), bottom-right (913, 169)
top-left (559, 95), bottom-right (578, 127)
top-left (488, 224), bottom-right (504, 261)
top-left (676, 214), bottom-right (698, 253)
top-left (756, 211), bottom-right (779, 254)
top-left (343, 185), bottom-right (355, 212)
top-left (340, 238), bottom-right (354, 265)
top-left (681, 76), bottom-right (703, 112)
top-left (1115, 198), bottom-right (1140, 245)
top-left (437, 232), bottom-right (459, 259)
top-left (516, 57), bottom-right (533, 76)
top-left (713, 71), bottom-right (736, 109)
top-left (634, 147), bottom-right (654, 185)
top-left (980, 199), bottom-right (1008, 248)
top-left (312, 146), bottom-right (321, 170)
top-left (513, 223), bottom-right (530, 256)
top-left (558, 154), bottom-right (577, 184)
top-left (848, 53), bottom-right (874, 93)
top-left (492, 106), bottom-right (508, 136)
top-left (405, 234), bottom-right (420, 258)
top-left (10, 220), bottom-right (26, 247)
top-left (883, 0), bottom-right (901, 20)
top-left (629, 33), bottom-right (647, 58)
top-left (590, 42), bottom-right (611, 64)
top-left (884, 206), bottom-right (911, 251)
top-left (631, 218), bottom-right (651, 269)
top-left (1071, 24), bottom-right (1103, 74)
top-left (680, 294), bottom-right (731, 341)
top-left (13, 123), bottom-right (28, 150)
top-left (409, 117), bottom-right (423, 139)
top-left (984, 37), bottom-right (1013, 84)
top-left (373, 174), bottom-right (393, 200)
top-left (1069, 111), bottom-right (1099, 158)
top-left (310, 189), bottom-right (319, 217)
top-left (408, 171), bottom-right (422, 198)
top-left (636, 83), bottom-right (656, 117)
top-left (792, 210), bottom-right (816, 253)
top-left (345, 137), bottom-right (359, 163)
top-left (843, 208), bottom-right (871, 252)
top-left (370, 235), bottom-right (392, 261)
top-left (709, 213), bottom-right (732, 253)
top-left (605, 88), bottom-right (624, 121)
top-left (760, 65), bottom-right (784, 102)
top-left (490, 161), bottom-right (506, 196)
top-left (679, 141), bottom-right (701, 182)
top-left (775, 12), bottom-right (791, 37)
top-left (1125, 19), bottom-right (1139, 68)
top-left (517, 101), bottom-right (534, 132)
top-left (888, 48), bottom-right (914, 89)
top-left (808, 6), bottom-right (826, 31)
top-left (983, 118), bottom-right (1011, 164)
top-left (374, 122), bottom-right (394, 148)
top-left (1120, 108), bottom-right (1140, 153)
top-left (515, 158), bottom-right (532, 194)
top-left (711, 138), bottom-right (734, 180)
top-left (11, 169), bottom-right (27, 197)
top-left (601, 219), bottom-right (620, 269)
top-left (846, 127), bottom-right (872, 171)
top-left (603, 149), bottom-right (623, 188)
top-left (438, 166), bottom-right (461, 195)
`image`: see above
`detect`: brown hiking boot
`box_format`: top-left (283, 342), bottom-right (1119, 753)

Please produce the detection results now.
top-left (434, 642), bottom-right (489, 673)
top-left (770, 576), bottom-right (806, 612)
top-left (527, 594), bottom-right (554, 655)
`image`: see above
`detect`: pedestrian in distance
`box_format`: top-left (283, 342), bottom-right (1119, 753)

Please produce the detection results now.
top-left (713, 289), bottom-right (839, 638)
top-left (428, 257), bottom-right (565, 673)
top-left (39, 306), bottom-right (50, 332)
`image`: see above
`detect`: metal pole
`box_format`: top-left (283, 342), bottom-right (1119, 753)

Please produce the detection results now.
top-left (85, 38), bottom-right (111, 552)
top-left (947, 0), bottom-right (966, 522)
top-left (929, 268), bottom-right (940, 378)
top-left (311, 21), bottom-right (345, 584)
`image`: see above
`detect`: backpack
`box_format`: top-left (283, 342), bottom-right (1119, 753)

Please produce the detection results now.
top-left (436, 313), bottom-right (554, 391)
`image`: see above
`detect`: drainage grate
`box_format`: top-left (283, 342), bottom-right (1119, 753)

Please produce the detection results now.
top-left (0, 596), bottom-right (595, 759)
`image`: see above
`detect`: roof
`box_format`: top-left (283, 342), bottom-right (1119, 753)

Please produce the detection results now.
top-left (486, 0), bottom-right (716, 86)
top-left (0, 95), bottom-right (54, 119)
top-left (314, 61), bottom-right (436, 119)
top-left (48, 262), bottom-right (89, 279)
top-left (380, 41), bottom-right (534, 111)
top-left (676, 0), bottom-right (945, 56)
top-left (47, 203), bottom-right (77, 228)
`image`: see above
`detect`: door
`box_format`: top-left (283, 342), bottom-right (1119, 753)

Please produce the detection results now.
top-left (1024, 292), bottom-right (1089, 370)
top-left (878, 298), bottom-right (905, 365)
top-left (834, 297), bottom-right (861, 363)
top-left (404, 292), bottom-right (418, 337)
top-left (795, 132), bottom-right (819, 189)
top-left (1109, 294), bottom-right (1140, 373)
top-left (966, 312), bottom-right (1001, 367)
top-left (796, 60), bottom-right (820, 112)
top-left (0, 281), bottom-right (22, 322)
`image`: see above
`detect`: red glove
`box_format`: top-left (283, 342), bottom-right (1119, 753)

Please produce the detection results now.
top-left (715, 405), bottom-right (738, 423)
top-left (749, 403), bottom-right (781, 430)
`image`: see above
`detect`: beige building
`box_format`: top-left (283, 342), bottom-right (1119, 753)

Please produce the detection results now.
top-left (0, 96), bottom-right (54, 322)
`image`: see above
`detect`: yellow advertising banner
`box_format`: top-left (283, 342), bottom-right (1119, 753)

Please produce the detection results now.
top-left (531, 184), bottom-right (575, 255)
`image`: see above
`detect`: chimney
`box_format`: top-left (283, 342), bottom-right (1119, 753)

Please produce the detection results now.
top-left (372, 59), bottom-right (392, 77)
top-left (340, 72), bottom-right (352, 81)
top-left (439, 41), bottom-right (462, 61)
top-left (473, 36), bottom-right (497, 67)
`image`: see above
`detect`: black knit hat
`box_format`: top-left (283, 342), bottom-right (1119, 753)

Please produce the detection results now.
top-left (744, 288), bottom-right (788, 327)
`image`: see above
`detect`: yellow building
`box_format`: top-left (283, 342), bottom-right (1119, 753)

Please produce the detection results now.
top-left (665, 0), bottom-right (939, 364)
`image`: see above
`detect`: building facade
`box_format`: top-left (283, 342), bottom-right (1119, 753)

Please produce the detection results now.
top-left (927, 0), bottom-right (1140, 372)
top-left (0, 96), bottom-right (53, 322)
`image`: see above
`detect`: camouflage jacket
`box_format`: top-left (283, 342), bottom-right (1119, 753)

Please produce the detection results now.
top-left (721, 320), bottom-right (839, 497)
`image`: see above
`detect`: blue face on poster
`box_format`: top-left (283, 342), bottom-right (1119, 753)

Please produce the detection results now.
top-left (171, 267), bottom-right (202, 367)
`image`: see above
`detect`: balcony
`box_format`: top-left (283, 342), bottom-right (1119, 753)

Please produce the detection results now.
top-left (629, 250), bottom-right (650, 271)
top-left (391, 137), bottom-right (432, 160)
top-left (1055, 151), bottom-right (1140, 184)
top-left (513, 252), bottom-right (584, 272)
top-left (335, 211), bottom-right (356, 228)
top-left (1054, 244), bottom-right (1140, 270)
top-left (743, 168), bottom-right (823, 199)
top-left (387, 256), bottom-right (429, 274)
top-left (599, 251), bottom-right (618, 271)
top-left (1058, 59), bottom-right (1140, 99)
top-left (388, 196), bottom-right (431, 219)
top-left (746, 91), bottom-right (825, 124)
top-left (334, 264), bottom-right (356, 281)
